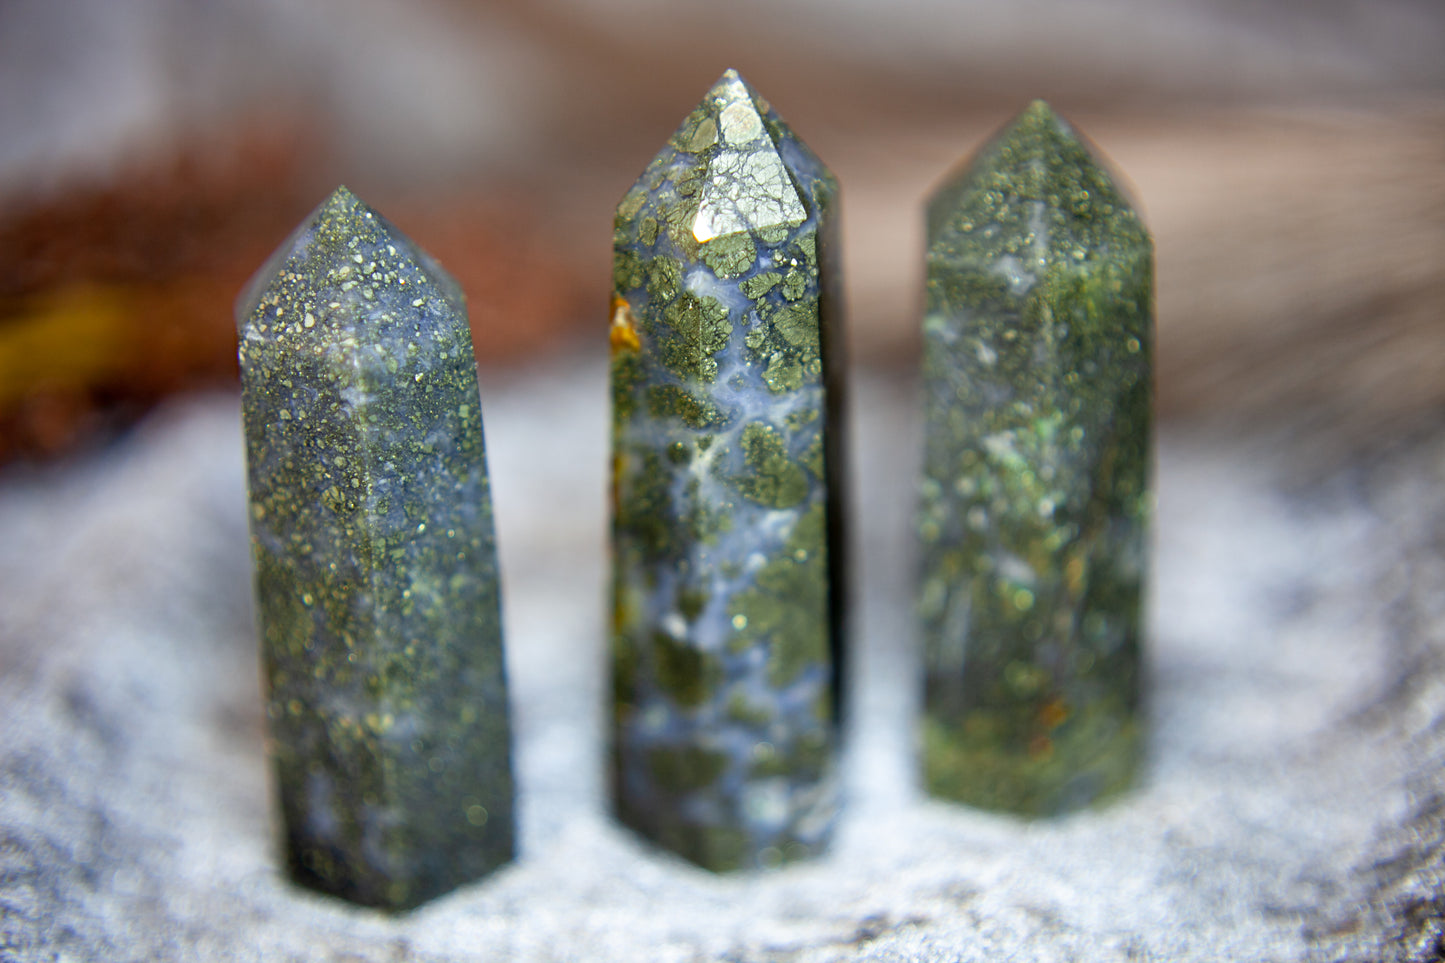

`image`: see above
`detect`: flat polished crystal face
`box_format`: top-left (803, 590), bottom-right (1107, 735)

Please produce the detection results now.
top-left (237, 187), bottom-right (513, 909)
top-left (690, 76), bottom-right (808, 243)
top-left (609, 70), bottom-right (847, 872)
top-left (918, 102), bottom-right (1153, 816)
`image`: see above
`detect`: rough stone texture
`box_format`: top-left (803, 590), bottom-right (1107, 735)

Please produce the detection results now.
top-left (0, 359), bottom-right (1441, 960)
top-left (236, 187), bottom-right (513, 909)
top-left (609, 70), bottom-right (846, 872)
top-left (918, 101), bottom-right (1152, 816)
top-left (1305, 440), bottom-right (1445, 963)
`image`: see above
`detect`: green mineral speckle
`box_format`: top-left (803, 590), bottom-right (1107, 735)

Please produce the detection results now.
top-left (646, 256), bottom-right (683, 304)
top-left (616, 448), bottom-right (673, 558)
top-left (735, 422), bottom-right (807, 508)
top-left (683, 477), bottom-right (734, 543)
top-left (785, 407), bottom-right (819, 432)
top-left (688, 117), bottom-right (718, 153)
top-left (746, 302), bottom-right (820, 395)
top-left (794, 235), bottom-right (817, 268)
top-left (617, 188), bottom-right (646, 223)
top-left (661, 292), bottom-right (730, 382)
top-left (673, 162), bottom-right (704, 199)
top-left (762, 354), bottom-right (803, 394)
top-left (652, 631), bottom-right (720, 707)
top-left (741, 272), bottom-right (781, 299)
top-left (648, 745), bottom-right (729, 793)
top-left (671, 107), bottom-right (718, 154)
top-left (729, 503), bottom-right (828, 687)
top-left (678, 587), bottom-right (709, 621)
top-left (610, 351), bottom-right (645, 424)
top-left (781, 268), bottom-right (808, 301)
top-left (701, 232), bottom-right (756, 279)
top-left (612, 629), bottom-right (638, 709)
top-left (646, 384), bottom-right (724, 429)
top-left (613, 250), bottom-right (646, 292)
top-left (773, 304), bottom-right (819, 351)
top-left (802, 433), bottom-right (824, 479)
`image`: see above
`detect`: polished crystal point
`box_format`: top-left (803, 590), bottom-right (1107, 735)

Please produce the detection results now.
top-left (237, 187), bottom-right (514, 909)
top-left (918, 102), bottom-right (1153, 815)
top-left (609, 70), bottom-right (847, 871)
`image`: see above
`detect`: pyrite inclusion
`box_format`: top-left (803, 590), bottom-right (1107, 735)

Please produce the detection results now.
top-left (237, 187), bottom-right (513, 909)
top-left (918, 102), bottom-right (1152, 815)
top-left (610, 70), bottom-right (846, 871)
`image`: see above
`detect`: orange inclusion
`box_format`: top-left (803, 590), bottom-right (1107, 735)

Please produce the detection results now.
top-left (1038, 698), bottom-right (1070, 730)
top-left (609, 296), bottom-right (640, 353)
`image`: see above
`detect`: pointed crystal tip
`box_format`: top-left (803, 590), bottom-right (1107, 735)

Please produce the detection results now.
top-left (926, 99), bottom-right (1145, 250)
top-left (311, 183), bottom-right (371, 229)
top-left (237, 185), bottom-right (465, 328)
top-left (235, 186), bottom-right (371, 324)
top-left (1020, 99), bottom-right (1062, 127)
top-left (991, 100), bottom-right (1123, 188)
top-left (677, 70), bottom-right (807, 244)
top-left (322, 183), bottom-right (354, 201)
top-left (994, 100), bottom-right (1098, 168)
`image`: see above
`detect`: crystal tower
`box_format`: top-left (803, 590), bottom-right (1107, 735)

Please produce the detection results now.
top-left (918, 102), bottom-right (1152, 815)
top-left (237, 187), bottom-right (513, 908)
top-left (609, 70), bottom-right (847, 871)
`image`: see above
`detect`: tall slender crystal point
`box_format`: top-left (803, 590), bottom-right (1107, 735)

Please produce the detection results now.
top-left (918, 102), bottom-right (1153, 816)
top-left (237, 187), bottom-right (514, 909)
top-left (609, 70), bottom-right (847, 871)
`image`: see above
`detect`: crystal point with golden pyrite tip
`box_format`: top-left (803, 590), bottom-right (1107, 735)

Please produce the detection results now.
top-left (918, 102), bottom-right (1153, 816)
top-left (609, 70), bottom-right (848, 871)
top-left (237, 187), bottom-right (514, 909)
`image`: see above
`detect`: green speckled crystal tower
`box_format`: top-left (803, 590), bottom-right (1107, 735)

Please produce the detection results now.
top-left (237, 187), bottom-right (513, 909)
top-left (918, 102), bottom-right (1152, 816)
top-left (610, 70), bottom-right (846, 871)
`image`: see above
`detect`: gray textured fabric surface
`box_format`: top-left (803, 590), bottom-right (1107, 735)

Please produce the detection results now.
top-left (0, 357), bottom-right (1439, 961)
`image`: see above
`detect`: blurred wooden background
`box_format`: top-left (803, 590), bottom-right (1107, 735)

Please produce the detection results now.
top-left (0, 0), bottom-right (1440, 460)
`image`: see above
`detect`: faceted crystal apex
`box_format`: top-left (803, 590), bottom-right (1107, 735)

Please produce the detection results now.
top-left (704, 69), bottom-right (771, 151)
top-left (628, 68), bottom-right (809, 246)
top-left (236, 185), bottom-right (465, 327)
top-left (926, 99), bottom-right (1147, 257)
top-left (693, 70), bottom-right (807, 244)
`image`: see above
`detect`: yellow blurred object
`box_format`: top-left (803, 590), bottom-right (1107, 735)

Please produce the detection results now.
top-left (0, 286), bottom-right (136, 409)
